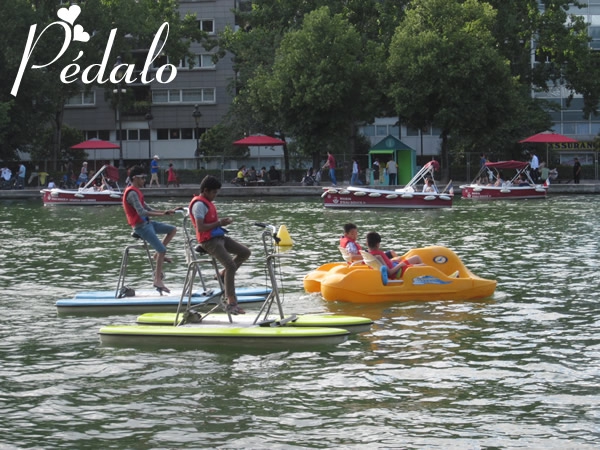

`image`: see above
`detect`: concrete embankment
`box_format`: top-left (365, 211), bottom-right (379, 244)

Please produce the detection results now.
top-left (1, 182), bottom-right (599, 201)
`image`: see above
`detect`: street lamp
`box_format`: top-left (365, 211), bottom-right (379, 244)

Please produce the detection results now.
top-left (192, 104), bottom-right (202, 169)
top-left (113, 56), bottom-right (126, 169)
top-left (145, 112), bottom-right (153, 161)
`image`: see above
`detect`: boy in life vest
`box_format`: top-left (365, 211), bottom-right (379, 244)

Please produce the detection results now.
top-left (123, 165), bottom-right (178, 294)
top-left (189, 175), bottom-right (251, 315)
top-left (339, 223), bottom-right (364, 262)
top-left (366, 231), bottom-right (425, 279)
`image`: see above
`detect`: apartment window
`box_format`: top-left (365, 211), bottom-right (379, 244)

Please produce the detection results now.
top-left (188, 54), bottom-right (216, 69)
top-left (155, 128), bottom-right (197, 140)
top-left (65, 91), bottom-right (95, 106)
top-left (406, 126), bottom-right (419, 137)
top-left (152, 88), bottom-right (216, 104)
top-left (128, 130), bottom-right (139, 140)
top-left (169, 90), bottom-right (181, 102)
top-left (376, 125), bottom-right (388, 136)
top-left (151, 55), bottom-right (183, 70)
top-left (197, 19), bottom-right (215, 34)
top-left (362, 125), bottom-right (375, 137)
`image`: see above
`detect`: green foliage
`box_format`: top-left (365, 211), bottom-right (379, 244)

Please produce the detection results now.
top-left (246, 6), bottom-right (379, 156)
top-left (198, 124), bottom-right (249, 161)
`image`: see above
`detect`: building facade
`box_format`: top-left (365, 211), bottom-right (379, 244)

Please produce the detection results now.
top-left (62, 0), bottom-right (243, 170)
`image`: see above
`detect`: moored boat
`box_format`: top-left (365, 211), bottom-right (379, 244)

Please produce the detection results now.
top-left (460, 160), bottom-right (548, 200)
top-left (322, 161), bottom-right (453, 209)
top-left (304, 246), bottom-right (496, 303)
top-left (41, 164), bottom-right (122, 205)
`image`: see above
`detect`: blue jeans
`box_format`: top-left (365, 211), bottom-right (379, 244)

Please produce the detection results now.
top-left (329, 168), bottom-right (337, 185)
top-left (133, 221), bottom-right (176, 253)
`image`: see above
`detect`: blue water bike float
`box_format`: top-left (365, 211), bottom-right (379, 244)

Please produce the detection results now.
top-left (99, 222), bottom-right (373, 349)
top-left (56, 209), bottom-right (269, 315)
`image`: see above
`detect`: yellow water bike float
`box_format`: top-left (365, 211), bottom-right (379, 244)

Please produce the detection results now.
top-left (304, 246), bottom-right (496, 303)
top-left (136, 312), bottom-right (373, 334)
top-left (98, 323), bottom-right (351, 348)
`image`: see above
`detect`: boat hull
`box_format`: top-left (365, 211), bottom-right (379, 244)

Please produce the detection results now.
top-left (98, 324), bottom-right (350, 348)
top-left (460, 185), bottom-right (547, 200)
top-left (57, 287), bottom-right (271, 315)
top-left (137, 312), bottom-right (374, 334)
top-left (305, 246), bottom-right (496, 303)
top-left (42, 188), bottom-right (122, 205)
top-left (323, 187), bottom-right (452, 209)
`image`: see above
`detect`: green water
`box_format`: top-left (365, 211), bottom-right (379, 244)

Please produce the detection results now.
top-left (0, 196), bottom-right (599, 448)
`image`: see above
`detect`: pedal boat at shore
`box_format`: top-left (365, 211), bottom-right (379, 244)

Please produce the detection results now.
top-left (460, 160), bottom-right (548, 200)
top-left (322, 161), bottom-right (453, 209)
top-left (41, 164), bottom-right (123, 206)
top-left (304, 246), bottom-right (496, 303)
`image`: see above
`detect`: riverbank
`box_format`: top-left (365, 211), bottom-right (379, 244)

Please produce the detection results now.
top-left (1, 181), bottom-right (599, 200)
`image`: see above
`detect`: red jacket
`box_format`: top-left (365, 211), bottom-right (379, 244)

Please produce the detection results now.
top-left (123, 185), bottom-right (146, 227)
top-left (189, 195), bottom-right (219, 242)
top-left (340, 236), bottom-right (362, 252)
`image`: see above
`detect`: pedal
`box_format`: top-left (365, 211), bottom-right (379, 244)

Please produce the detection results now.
top-left (183, 310), bottom-right (203, 324)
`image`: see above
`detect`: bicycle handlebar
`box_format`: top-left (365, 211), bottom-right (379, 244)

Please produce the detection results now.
top-left (254, 222), bottom-right (281, 243)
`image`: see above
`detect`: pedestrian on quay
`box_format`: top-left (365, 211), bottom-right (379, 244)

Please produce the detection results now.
top-left (322, 151), bottom-right (337, 186)
top-left (573, 157), bottom-right (581, 184)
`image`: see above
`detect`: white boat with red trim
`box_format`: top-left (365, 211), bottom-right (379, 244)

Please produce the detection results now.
top-left (41, 164), bottom-right (122, 205)
top-left (322, 161), bottom-right (453, 209)
top-left (460, 160), bottom-right (548, 200)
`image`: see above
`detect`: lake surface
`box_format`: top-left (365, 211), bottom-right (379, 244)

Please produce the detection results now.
top-left (1, 195), bottom-right (599, 449)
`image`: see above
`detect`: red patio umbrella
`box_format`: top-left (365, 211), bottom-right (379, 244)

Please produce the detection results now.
top-left (519, 131), bottom-right (578, 164)
top-left (233, 135), bottom-right (286, 146)
top-left (519, 131), bottom-right (578, 144)
top-left (233, 135), bottom-right (285, 169)
top-left (70, 138), bottom-right (120, 171)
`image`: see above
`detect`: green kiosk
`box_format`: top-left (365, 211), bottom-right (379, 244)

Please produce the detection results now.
top-left (368, 135), bottom-right (416, 185)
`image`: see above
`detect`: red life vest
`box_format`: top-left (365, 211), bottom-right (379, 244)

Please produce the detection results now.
top-left (340, 236), bottom-right (362, 252)
top-left (188, 195), bottom-right (219, 243)
top-left (370, 249), bottom-right (411, 278)
top-left (123, 185), bottom-right (146, 227)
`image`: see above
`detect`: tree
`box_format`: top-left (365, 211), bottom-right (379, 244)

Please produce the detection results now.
top-left (388, 0), bottom-right (527, 179)
top-left (246, 6), bottom-right (381, 170)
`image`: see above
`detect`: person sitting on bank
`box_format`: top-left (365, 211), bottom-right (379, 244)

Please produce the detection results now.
top-left (123, 165), bottom-right (178, 294)
top-left (234, 166), bottom-right (246, 185)
top-left (268, 166), bottom-right (281, 184)
top-left (366, 231), bottom-right (426, 279)
top-left (189, 175), bottom-right (251, 315)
